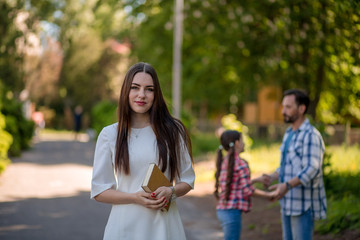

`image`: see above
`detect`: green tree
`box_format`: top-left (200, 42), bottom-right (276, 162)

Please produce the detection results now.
top-left (123, 0), bottom-right (360, 126)
top-left (0, 0), bottom-right (59, 93)
top-left (0, 0), bottom-right (25, 92)
top-left (316, 0), bottom-right (360, 125)
top-left (56, 0), bottom-right (129, 112)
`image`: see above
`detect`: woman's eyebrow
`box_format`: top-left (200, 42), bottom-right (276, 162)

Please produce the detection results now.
top-left (131, 83), bottom-right (154, 88)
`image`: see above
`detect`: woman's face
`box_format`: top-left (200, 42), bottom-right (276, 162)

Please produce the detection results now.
top-left (128, 72), bottom-right (155, 115)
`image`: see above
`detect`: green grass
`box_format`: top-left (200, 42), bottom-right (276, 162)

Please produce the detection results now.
top-left (325, 144), bottom-right (360, 174)
top-left (246, 144), bottom-right (360, 174)
top-left (243, 143), bottom-right (281, 174)
top-left (193, 134), bottom-right (360, 184)
top-left (194, 144), bottom-right (281, 183)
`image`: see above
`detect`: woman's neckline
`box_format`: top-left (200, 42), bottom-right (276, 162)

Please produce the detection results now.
top-left (131, 125), bottom-right (151, 130)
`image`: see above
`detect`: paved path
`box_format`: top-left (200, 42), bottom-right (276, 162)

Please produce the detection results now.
top-left (3, 133), bottom-right (354, 240)
top-left (0, 133), bottom-right (223, 240)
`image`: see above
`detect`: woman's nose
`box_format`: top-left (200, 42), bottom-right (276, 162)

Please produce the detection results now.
top-left (138, 88), bottom-right (146, 97)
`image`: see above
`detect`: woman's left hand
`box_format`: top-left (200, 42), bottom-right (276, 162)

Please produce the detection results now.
top-left (151, 182), bottom-right (192, 211)
top-left (152, 186), bottom-right (172, 210)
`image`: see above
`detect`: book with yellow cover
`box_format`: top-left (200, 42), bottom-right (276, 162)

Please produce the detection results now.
top-left (142, 163), bottom-right (172, 211)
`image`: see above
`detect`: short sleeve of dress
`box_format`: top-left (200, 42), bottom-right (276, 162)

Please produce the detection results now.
top-left (175, 137), bottom-right (195, 189)
top-left (90, 127), bottom-right (117, 199)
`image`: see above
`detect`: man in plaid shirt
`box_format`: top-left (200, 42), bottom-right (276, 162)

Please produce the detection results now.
top-left (263, 89), bottom-right (327, 240)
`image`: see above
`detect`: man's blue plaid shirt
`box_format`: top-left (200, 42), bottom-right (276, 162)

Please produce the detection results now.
top-left (277, 119), bottom-right (327, 220)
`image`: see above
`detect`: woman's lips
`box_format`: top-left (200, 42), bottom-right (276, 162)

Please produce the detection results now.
top-left (135, 101), bottom-right (146, 106)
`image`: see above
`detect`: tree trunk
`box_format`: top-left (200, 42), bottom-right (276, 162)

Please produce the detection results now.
top-left (308, 0), bottom-right (327, 120)
top-left (308, 62), bottom-right (324, 119)
top-left (345, 120), bottom-right (351, 146)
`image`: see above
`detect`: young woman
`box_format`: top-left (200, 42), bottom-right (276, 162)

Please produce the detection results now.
top-left (91, 62), bottom-right (195, 240)
top-left (214, 130), bottom-right (273, 240)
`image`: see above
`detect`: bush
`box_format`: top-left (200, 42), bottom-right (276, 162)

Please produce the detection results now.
top-left (316, 195), bottom-right (360, 234)
top-left (315, 171), bottom-right (360, 234)
top-left (191, 132), bottom-right (219, 158)
top-left (91, 100), bottom-right (117, 136)
top-left (0, 112), bottom-right (13, 174)
top-left (0, 83), bottom-right (14, 173)
top-left (324, 172), bottom-right (360, 198)
top-left (1, 97), bottom-right (35, 156)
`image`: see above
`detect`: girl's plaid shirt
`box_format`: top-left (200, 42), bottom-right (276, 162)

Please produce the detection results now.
top-left (216, 154), bottom-right (255, 212)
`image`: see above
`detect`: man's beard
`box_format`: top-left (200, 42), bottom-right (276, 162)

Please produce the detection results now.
top-left (283, 113), bottom-right (299, 123)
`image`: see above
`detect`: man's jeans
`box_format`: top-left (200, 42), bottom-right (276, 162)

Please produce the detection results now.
top-left (217, 209), bottom-right (242, 240)
top-left (281, 209), bottom-right (314, 240)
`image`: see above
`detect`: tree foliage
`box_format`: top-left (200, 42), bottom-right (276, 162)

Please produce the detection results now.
top-left (125, 0), bottom-right (360, 124)
top-left (0, 0), bottom-right (61, 92)
top-left (54, 0), bottom-right (130, 112)
top-left (0, 0), bottom-right (25, 92)
top-left (1, 0), bottom-right (129, 118)
top-left (1, 0), bottom-right (359, 128)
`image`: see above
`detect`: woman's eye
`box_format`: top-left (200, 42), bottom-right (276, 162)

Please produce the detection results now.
top-left (131, 86), bottom-right (138, 90)
top-left (147, 88), bottom-right (154, 92)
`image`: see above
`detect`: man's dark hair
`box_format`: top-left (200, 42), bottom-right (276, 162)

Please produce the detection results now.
top-left (283, 89), bottom-right (310, 114)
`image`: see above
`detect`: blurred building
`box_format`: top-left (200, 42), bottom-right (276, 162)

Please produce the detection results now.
top-left (242, 86), bottom-right (360, 145)
top-left (243, 86), bottom-right (285, 140)
top-left (243, 86), bottom-right (283, 125)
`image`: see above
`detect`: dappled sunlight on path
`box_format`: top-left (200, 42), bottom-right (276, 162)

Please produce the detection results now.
top-left (0, 132), bottom-right (347, 240)
top-left (0, 132), bottom-right (95, 202)
top-left (0, 132), bottom-right (110, 240)
top-left (0, 162), bottom-right (92, 202)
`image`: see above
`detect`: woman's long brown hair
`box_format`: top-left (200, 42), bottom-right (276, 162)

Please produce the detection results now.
top-left (115, 62), bottom-right (193, 182)
top-left (214, 130), bottom-right (241, 201)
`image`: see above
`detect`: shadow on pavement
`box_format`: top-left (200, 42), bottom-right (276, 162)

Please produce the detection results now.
top-left (0, 191), bottom-right (110, 240)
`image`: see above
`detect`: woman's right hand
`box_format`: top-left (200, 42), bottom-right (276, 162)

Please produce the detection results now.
top-left (134, 191), bottom-right (167, 210)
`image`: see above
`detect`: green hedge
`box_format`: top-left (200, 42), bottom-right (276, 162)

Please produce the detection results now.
top-left (316, 194), bottom-right (360, 234)
top-left (0, 112), bottom-right (13, 174)
top-left (191, 132), bottom-right (219, 158)
top-left (316, 172), bottom-right (360, 234)
top-left (0, 82), bottom-right (13, 173)
top-left (1, 97), bottom-right (34, 156)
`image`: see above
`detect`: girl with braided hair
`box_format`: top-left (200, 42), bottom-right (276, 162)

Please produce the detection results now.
top-left (214, 130), bottom-right (274, 240)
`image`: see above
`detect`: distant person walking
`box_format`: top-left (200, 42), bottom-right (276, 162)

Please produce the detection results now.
top-left (214, 130), bottom-right (274, 240)
top-left (262, 89), bottom-right (327, 240)
top-left (91, 62), bottom-right (195, 240)
top-left (32, 111), bottom-right (45, 136)
top-left (73, 105), bottom-right (83, 140)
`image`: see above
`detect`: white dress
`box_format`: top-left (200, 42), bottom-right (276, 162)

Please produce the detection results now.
top-left (91, 123), bottom-right (195, 240)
